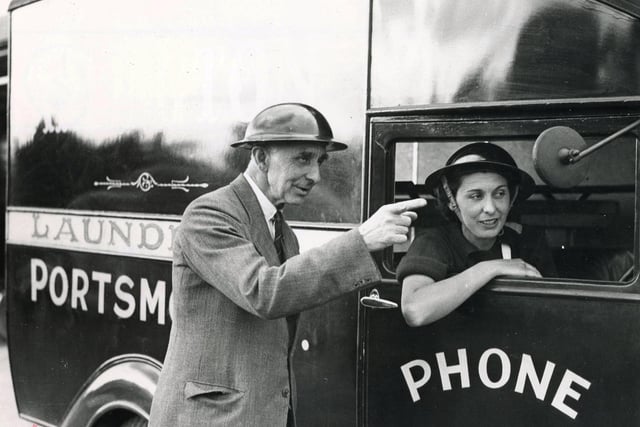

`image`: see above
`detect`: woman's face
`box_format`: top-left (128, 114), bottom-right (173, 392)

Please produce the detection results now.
top-left (453, 171), bottom-right (511, 249)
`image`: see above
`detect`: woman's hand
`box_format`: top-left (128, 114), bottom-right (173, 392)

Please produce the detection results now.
top-left (480, 258), bottom-right (542, 279)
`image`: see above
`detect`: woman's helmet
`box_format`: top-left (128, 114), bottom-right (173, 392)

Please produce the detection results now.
top-left (231, 103), bottom-right (347, 152)
top-left (424, 142), bottom-right (536, 202)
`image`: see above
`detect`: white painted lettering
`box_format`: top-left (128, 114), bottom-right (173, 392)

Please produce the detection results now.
top-left (478, 348), bottom-right (511, 389)
top-left (49, 266), bottom-right (69, 306)
top-left (140, 278), bottom-right (166, 325)
top-left (400, 359), bottom-right (432, 403)
top-left (436, 349), bottom-right (470, 391)
top-left (91, 271), bottom-right (111, 314)
top-left (27, 258), bottom-right (171, 326)
top-left (551, 369), bottom-right (591, 419)
top-left (514, 353), bottom-right (555, 400)
top-left (114, 275), bottom-right (136, 319)
top-left (30, 258), bottom-right (48, 302)
top-left (71, 268), bottom-right (89, 311)
top-left (400, 348), bottom-right (591, 420)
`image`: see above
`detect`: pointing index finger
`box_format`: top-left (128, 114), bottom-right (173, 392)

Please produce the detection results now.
top-left (388, 198), bottom-right (427, 213)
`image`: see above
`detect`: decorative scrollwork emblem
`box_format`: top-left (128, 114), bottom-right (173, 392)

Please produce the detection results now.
top-left (94, 172), bottom-right (209, 193)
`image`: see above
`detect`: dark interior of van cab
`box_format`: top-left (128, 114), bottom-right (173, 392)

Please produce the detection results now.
top-left (394, 176), bottom-right (634, 284)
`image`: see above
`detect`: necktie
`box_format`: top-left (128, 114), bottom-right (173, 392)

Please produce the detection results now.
top-left (273, 210), bottom-right (286, 264)
top-left (273, 210), bottom-right (297, 399)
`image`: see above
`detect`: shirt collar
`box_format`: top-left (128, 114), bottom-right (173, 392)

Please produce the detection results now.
top-left (447, 222), bottom-right (502, 257)
top-left (243, 172), bottom-right (278, 222)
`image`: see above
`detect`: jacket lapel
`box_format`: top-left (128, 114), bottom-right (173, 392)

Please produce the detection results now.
top-left (231, 175), bottom-right (300, 346)
top-left (230, 175), bottom-right (281, 266)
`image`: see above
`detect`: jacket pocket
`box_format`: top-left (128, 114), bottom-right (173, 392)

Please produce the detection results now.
top-left (184, 380), bottom-right (244, 401)
top-left (179, 381), bottom-right (246, 425)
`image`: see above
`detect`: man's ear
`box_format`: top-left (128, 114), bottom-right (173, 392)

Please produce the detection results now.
top-left (251, 146), bottom-right (269, 172)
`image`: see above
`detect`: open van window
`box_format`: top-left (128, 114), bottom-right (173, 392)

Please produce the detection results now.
top-left (391, 130), bottom-right (636, 284)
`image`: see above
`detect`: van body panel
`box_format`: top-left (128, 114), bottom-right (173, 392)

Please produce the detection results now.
top-left (364, 285), bottom-right (640, 426)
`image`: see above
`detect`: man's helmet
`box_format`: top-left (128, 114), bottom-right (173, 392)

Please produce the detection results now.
top-left (231, 103), bottom-right (347, 151)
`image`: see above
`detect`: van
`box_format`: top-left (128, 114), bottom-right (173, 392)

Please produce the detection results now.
top-left (6, 0), bottom-right (640, 426)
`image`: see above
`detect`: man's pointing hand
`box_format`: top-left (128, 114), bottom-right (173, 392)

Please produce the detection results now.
top-left (358, 198), bottom-right (428, 252)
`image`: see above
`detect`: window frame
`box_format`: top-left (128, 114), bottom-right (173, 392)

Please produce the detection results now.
top-left (365, 106), bottom-right (640, 300)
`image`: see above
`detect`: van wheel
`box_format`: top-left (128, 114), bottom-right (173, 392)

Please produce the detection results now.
top-left (120, 416), bottom-right (148, 427)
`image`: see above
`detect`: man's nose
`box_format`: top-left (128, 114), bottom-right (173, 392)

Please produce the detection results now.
top-left (306, 163), bottom-right (321, 183)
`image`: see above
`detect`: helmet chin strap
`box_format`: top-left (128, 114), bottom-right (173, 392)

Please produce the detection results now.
top-left (441, 176), bottom-right (459, 212)
top-left (510, 186), bottom-right (519, 208)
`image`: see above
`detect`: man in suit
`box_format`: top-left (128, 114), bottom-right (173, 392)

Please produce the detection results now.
top-left (149, 103), bottom-right (426, 426)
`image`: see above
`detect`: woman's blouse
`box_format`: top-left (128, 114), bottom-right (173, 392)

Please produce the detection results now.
top-left (396, 222), bottom-right (557, 283)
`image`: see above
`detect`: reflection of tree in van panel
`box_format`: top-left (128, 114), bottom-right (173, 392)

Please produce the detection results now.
top-left (12, 119), bottom-right (360, 222)
top-left (12, 119), bottom-right (233, 214)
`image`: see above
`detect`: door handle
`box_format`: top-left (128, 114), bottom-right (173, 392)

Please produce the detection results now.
top-left (359, 288), bottom-right (398, 309)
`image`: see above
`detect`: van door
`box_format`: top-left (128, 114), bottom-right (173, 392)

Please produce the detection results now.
top-left (360, 112), bottom-right (640, 426)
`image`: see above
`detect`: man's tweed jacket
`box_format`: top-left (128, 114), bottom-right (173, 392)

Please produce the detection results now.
top-left (149, 174), bottom-right (380, 426)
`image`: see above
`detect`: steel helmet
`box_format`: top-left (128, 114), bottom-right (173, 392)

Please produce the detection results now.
top-left (231, 103), bottom-right (347, 151)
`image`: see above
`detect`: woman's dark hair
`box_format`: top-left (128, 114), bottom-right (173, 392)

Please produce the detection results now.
top-left (434, 167), bottom-right (518, 223)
